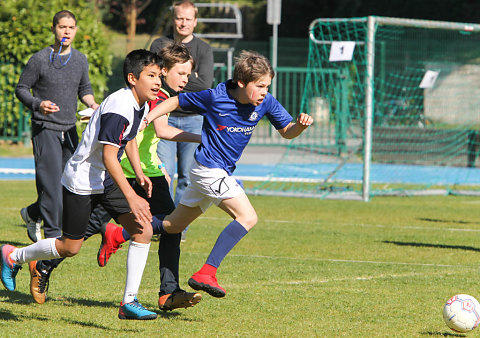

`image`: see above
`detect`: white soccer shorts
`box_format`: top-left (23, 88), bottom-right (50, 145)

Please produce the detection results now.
top-left (180, 161), bottom-right (244, 212)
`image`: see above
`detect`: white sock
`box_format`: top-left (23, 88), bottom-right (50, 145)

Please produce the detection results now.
top-left (123, 241), bottom-right (150, 304)
top-left (11, 238), bottom-right (60, 264)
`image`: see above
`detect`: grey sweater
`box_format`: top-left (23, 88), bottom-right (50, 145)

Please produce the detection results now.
top-left (15, 46), bottom-right (94, 131)
top-left (150, 35), bottom-right (214, 116)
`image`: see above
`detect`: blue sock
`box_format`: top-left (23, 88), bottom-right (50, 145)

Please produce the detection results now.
top-left (121, 228), bottom-right (130, 241)
top-left (120, 214), bottom-right (166, 241)
top-left (152, 214), bottom-right (166, 234)
top-left (205, 220), bottom-right (248, 268)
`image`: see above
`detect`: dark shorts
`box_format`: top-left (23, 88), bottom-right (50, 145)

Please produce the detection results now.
top-left (62, 185), bottom-right (130, 240)
top-left (127, 176), bottom-right (175, 216)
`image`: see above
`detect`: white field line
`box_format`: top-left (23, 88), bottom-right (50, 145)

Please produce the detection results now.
top-left (262, 271), bottom-right (459, 286)
top-left (0, 168), bottom-right (35, 174)
top-left (5, 212), bottom-right (478, 233)
top-left (352, 223), bottom-right (480, 233)
top-left (198, 216), bottom-right (480, 232)
top-left (6, 212), bottom-right (478, 233)
top-left (107, 247), bottom-right (474, 269)
top-left (225, 253), bottom-right (472, 268)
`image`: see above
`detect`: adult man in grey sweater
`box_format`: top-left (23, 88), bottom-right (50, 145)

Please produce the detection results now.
top-left (15, 10), bottom-right (105, 295)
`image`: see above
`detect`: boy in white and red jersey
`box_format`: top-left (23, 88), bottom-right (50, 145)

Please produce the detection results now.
top-left (99, 43), bottom-right (203, 311)
top-left (1, 49), bottom-right (162, 320)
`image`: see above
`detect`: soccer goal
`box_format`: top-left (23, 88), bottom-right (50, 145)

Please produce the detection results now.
top-left (248, 16), bottom-right (480, 201)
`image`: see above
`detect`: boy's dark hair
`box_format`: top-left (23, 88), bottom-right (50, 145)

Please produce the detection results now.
top-left (123, 49), bottom-right (161, 87)
top-left (159, 42), bottom-right (195, 71)
top-left (233, 50), bottom-right (275, 85)
top-left (53, 10), bottom-right (76, 27)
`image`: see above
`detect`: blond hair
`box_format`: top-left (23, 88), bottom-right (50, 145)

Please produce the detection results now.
top-left (159, 42), bottom-right (195, 70)
top-left (172, 0), bottom-right (198, 18)
top-left (233, 51), bottom-right (275, 85)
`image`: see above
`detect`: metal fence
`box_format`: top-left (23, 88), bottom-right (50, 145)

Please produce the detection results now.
top-left (2, 65), bottom-right (314, 146)
top-left (0, 62), bottom-right (29, 143)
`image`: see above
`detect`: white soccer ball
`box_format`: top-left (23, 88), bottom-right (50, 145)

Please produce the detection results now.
top-left (443, 294), bottom-right (480, 333)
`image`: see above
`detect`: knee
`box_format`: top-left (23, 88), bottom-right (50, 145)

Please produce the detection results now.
top-left (131, 222), bottom-right (153, 240)
top-left (239, 212), bottom-right (258, 230)
top-left (58, 246), bottom-right (80, 257)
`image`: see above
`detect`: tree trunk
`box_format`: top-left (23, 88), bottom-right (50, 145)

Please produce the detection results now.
top-left (126, 0), bottom-right (137, 52)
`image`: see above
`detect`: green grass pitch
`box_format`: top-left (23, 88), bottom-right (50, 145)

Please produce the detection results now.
top-left (0, 180), bottom-right (479, 336)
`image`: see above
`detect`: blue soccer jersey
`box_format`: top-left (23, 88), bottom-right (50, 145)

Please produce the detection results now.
top-left (178, 80), bottom-right (292, 175)
top-left (62, 87), bottom-right (147, 195)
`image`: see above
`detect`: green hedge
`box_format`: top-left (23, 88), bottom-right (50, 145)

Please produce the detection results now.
top-left (0, 0), bottom-right (112, 141)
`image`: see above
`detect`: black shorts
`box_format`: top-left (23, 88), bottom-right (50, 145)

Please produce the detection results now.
top-left (127, 176), bottom-right (175, 215)
top-left (62, 185), bottom-right (130, 240)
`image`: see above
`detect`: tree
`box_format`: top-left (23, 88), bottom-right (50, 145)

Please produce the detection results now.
top-left (0, 0), bottom-right (112, 141)
top-left (109, 0), bottom-right (152, 52)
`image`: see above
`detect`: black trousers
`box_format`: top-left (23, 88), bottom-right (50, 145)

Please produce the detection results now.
top-left (30, 125), bottom-right (111, 271)
top-left (29, 125), bottom-right (77, 238)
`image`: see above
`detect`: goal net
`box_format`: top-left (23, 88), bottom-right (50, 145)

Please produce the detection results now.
top-left (248, 16), bottom-right (480, 200)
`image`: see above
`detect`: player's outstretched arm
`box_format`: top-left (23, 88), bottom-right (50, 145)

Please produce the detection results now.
top-left (153, 116), bottom-right (201, 143)
top-left (142, 96), bottom-right (180, 128)
top-left (277, 113), bottom-right (314, 139)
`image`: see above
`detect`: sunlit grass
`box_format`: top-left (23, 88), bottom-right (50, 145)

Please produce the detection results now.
top-left (0, 180), bottom-right (479, 336)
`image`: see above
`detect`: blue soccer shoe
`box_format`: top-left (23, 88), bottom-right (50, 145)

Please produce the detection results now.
top-left (1, 244), bottom-right (22, 291)
top-left (118, 299), bottom-right (157, 320)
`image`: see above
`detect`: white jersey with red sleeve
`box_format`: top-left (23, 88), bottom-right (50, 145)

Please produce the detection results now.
top-left (61, 87), bottom-right (148, 195)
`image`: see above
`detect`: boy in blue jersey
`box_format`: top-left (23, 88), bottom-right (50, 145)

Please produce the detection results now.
top-left (140, 50), bottom-right (314, 297)
top-left (1, 49), bottom-right (161, 320)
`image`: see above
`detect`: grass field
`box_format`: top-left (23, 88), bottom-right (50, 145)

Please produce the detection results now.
top-left (1, 180), bottom-right (480, 336)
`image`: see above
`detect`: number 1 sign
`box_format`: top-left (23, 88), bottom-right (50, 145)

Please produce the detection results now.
top-left (329, 41), bottom-right (356, 62)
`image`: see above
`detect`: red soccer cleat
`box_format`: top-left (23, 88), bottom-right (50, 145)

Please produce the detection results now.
top-left (188, 272), bottom-right (226, 298)
top-left (97, 223), bottom-right (122, 267)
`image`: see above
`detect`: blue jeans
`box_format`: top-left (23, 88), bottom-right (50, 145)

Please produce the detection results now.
top-left (156, 114), bottom-right (203, 207)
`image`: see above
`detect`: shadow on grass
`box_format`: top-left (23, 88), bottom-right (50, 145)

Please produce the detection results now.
top-left (0, 289), bottom-right (119, 308)
top-left (50, 296), bottom-right (117, 308)
top-left (157, 310), bottom-right (201, 322)
top-left (0, 303), bottom-right (147, 331)
top-left (421, 331), bottom-right (467, 337)
top-left (417, 217), bottom-right (476, 225)
top-left (383, 240), bottom-right (480, 252)
top-left (0, 285), bottom-right (201, 321)
top-left (0, 309), bottom-right (19, 321)
top-left (0, 289), bottom-right (37, 305)
top-left (0, 308), bottom-right (50, 322)
top-left (61, 318), bottom-right (142, 332)
top-left (37, 297), bottom-right (201, 323)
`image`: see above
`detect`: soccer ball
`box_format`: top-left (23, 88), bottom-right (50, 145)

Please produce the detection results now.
top-left (443, 294), bottom-right (480, 333)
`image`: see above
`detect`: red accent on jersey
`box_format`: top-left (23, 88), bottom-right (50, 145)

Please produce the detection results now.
top-left (148, 90), bottom-right (169, 110)
top-left (118, 124), bottom-right (127, 145)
